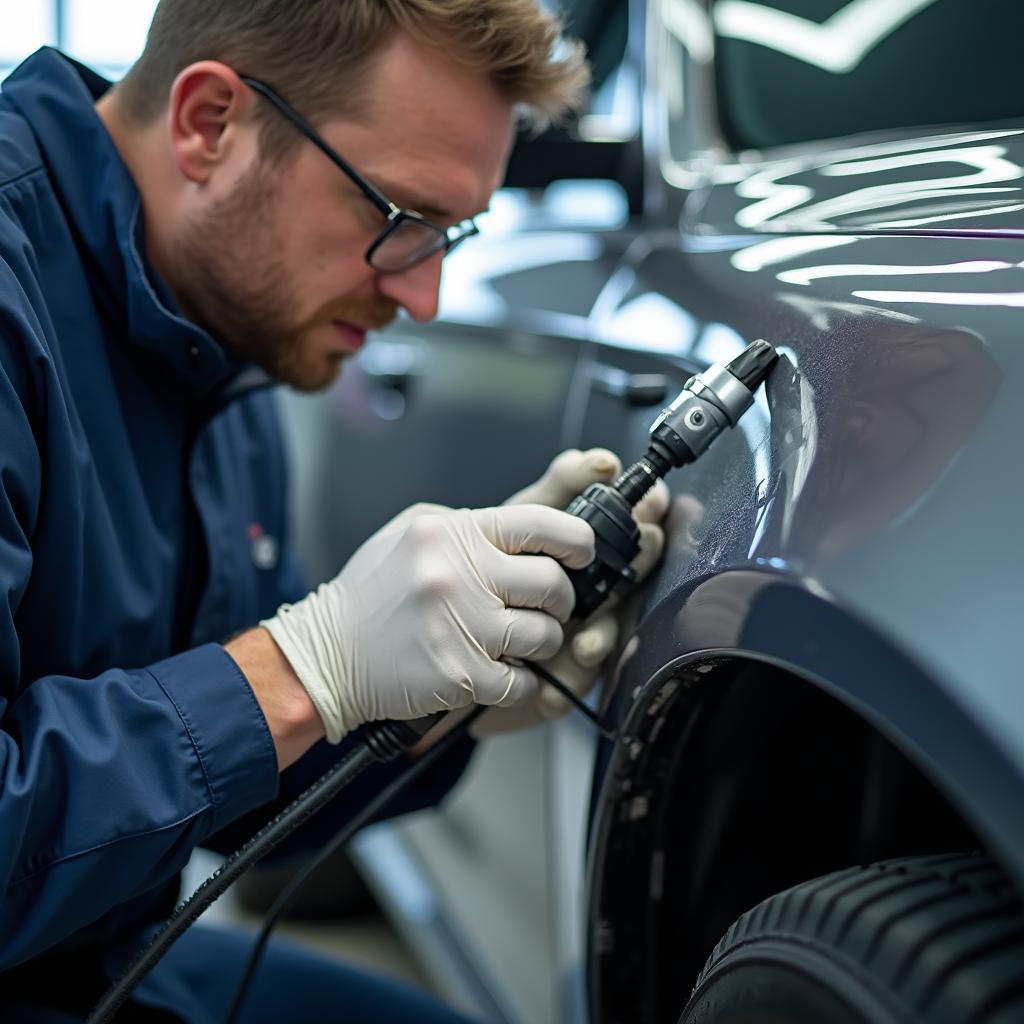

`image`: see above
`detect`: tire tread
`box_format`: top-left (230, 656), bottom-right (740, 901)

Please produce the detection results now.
top-left (688, 853), bottom-right (1024, 1024)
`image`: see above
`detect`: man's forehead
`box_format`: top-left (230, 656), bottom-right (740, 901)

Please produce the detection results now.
top-left (321, 111), bottom-right (512, 224)
top-left (327, 33), bottom-right (515, 217)
top-left (368, 168), bottom-right (492, 223)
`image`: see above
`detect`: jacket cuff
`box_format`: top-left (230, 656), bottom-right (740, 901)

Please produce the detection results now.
top-left (147, 643), bottom-right (279, 830)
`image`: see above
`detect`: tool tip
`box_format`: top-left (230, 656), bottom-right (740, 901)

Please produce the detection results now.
top-left (726, 339), bottom-right (779, 390)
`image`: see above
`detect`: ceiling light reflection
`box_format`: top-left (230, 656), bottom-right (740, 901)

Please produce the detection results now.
top-left (731, 235), bottom-right (857, 272)
top-left (778, 260), bottom-right (1016, 287)
top-left (663, 0), bottom-right (714, 64)
top-left (714, 0), bottom-right (939, 74)
top-left (822, 146), bottom-right (1022, 180)
top-left (853, 290), bottom-right (1024, 307)
top-left (872, 202), bottom-right (1024, 229)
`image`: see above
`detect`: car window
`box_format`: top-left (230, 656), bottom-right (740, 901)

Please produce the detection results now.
top-left (712, 0), bottom-right (1024, 150)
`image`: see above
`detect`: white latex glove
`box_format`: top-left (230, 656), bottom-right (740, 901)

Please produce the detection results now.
top-left (472, 448), bottom-right (669, 736)
top-left (261, 504), bottom-right (594, 743)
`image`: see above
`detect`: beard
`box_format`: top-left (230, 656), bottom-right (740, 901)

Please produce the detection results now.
top-left (171, 163), bottom-right (396, 392)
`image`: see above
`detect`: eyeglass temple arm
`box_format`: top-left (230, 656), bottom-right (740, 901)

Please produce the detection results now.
top-left (239, 76), bottom-right (396, 218)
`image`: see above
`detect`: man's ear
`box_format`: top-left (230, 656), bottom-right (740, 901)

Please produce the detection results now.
top-left (167, 61), bottom-right (253, 184)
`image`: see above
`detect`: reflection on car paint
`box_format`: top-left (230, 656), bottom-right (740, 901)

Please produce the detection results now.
top-left (776, 258), bottom-right (1016, 286)
top-left (713, 0), bottom-right (940, 74)
top-left (702, 132), bottom-right (1024, 235)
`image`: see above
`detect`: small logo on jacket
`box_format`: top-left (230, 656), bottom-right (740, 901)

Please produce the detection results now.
top-left (248, 522), bottom-right (279, 571)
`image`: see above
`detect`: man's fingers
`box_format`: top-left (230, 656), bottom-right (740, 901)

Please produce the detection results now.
top-left (571, 613), bottom-right (619, 667)
top-left (474, 504), bottom-right (595, 569)
top-left (491, 554), bottom-right (576, 623)
top-left (505, 448), bottom-right (622, 508)
top-left (630, 520), bottom-right (666, 584)
top-left (634, 478), bottom-right (670, 524)
top-left (670, 494), bottom-right (706, 539)
top-left (535, 650), bottom-right (600, 719)
top-left (500, 608), bottom-right (564, 661)
top-left (479, 661), bottom-right (539, 708)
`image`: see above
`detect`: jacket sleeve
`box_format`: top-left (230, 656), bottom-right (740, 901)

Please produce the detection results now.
top-left (202, 728), bottom-right (476, 861)
top-left (0, 361), bottom-right (281, 972)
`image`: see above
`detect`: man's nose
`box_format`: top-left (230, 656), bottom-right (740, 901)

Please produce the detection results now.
top-left (376, 251), bottom-right (444, 323)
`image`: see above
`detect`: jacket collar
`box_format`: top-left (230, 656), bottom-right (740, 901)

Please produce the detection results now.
top-left (0, 48), bottom-right (247, 399)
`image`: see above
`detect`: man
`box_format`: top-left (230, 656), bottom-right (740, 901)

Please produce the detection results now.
top-left (0, 2), bottom-right (665, 1021)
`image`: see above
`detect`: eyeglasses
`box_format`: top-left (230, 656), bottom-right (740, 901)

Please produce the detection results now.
top-left (240, 76), bottom-right (480, 273)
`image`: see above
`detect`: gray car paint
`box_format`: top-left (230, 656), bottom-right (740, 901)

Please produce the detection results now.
top-left (589, 136), bottom-right (1024, 872)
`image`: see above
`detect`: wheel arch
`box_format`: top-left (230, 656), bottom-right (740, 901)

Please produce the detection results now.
top-left (587, 570), bottom-right (1024, 1024)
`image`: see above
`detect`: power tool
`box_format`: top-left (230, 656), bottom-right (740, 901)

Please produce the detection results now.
top-left (567, 338), bottom-right (777, 616)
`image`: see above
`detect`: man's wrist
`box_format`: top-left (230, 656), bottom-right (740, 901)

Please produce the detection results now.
top-left (224, 627), bottom-right (325, 770)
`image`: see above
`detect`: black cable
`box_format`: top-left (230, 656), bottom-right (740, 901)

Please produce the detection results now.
top-left (87, 719), bottom-right (435, 1024)
top-left (224, 705), bottom-right (484, 1024)
top-left (91, 669), bottom-right (611, 1022)
top-left (524, 659), bottom-right (617, 741)
top-left (224, 667), bottom-right (616, 1021)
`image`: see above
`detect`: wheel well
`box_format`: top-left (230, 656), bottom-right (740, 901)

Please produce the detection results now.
top-left (591, 657), bottom-right (982, 1024)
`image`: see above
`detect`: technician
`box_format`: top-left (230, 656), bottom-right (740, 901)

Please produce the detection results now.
top-left (0, 1), bottom-right (665, 1022)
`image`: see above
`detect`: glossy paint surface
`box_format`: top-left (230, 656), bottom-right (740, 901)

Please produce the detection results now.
top-left (593, 216), bottom-right (1024, 817)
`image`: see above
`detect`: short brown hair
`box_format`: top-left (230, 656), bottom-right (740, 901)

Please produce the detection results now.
top-left (115, 0), bottom-right (589, 156)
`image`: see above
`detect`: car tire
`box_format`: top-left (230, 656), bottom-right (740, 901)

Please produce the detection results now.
top-left (679, 852), bottom-right (1024, 1024)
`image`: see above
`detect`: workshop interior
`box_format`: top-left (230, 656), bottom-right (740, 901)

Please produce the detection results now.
top-left (3, 1), bottom-right (1024, 1023)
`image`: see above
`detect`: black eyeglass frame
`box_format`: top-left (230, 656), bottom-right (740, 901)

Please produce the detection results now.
top-left (240, 75), bottom-right (480, 273)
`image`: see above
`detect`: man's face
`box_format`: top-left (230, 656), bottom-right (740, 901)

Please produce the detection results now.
top-left (172, 35), bottom-right (515, 391)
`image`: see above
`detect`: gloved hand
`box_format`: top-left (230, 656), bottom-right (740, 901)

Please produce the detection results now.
top-left (261, 503), bottom-right (595, 743)
top-left (472, 448), bottom-right (669, 736)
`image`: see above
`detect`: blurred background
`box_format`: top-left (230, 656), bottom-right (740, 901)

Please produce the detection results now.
top-left (0, 0), bottom-right (158, 80)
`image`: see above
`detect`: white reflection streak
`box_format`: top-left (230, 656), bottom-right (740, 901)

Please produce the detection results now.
top-left (735, 169), bottom-right (814, 228)
top-left (714, 0), bottom-right (939, 74)
top-left (822, 147), bottom-right (1022, 179)
top-left (811, 129), bottom-right (1024, 167)
top-left (724, 133), bottom-right (1024, 225)
top-left (778, 261), bottom-right (1015, 287)
top-left (853, 291), bottom-right (1024, 307)
top-left (873, 202), bottom-right (1024, 229)
top-left (663, 0), bottom-right (714, 64)
top-left (771, 147), bottom-right (1024, 229)
top-left (731, 235), bottom-right (856, 272)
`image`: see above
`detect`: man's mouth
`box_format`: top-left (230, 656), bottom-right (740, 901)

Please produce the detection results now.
top-left (329, 321), bottom-right (369, 351)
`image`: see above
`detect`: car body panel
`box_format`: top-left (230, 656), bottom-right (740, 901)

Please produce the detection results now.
top-left (590, 229), bottom-right (1023, 779)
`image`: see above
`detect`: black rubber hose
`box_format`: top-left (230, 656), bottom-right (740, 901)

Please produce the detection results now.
top-left (224, 705), bottom-right (484, 1024)
top-left (87, 714), bottom-right (442, 1023)
top-left (88, 633), bottom-right (620, 1020)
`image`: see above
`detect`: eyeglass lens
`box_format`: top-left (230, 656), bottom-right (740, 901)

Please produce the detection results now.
top-left (371, 218), bottom-right (449, 273)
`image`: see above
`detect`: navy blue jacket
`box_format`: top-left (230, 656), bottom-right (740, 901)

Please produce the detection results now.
top-left (0, 50), bottom-right (470, 1020)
